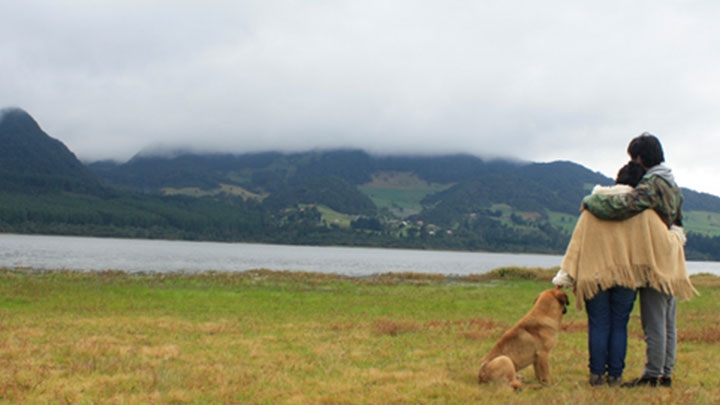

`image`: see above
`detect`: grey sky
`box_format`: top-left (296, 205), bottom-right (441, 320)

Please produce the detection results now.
top-left (3, 1), bottom-right (720, 196)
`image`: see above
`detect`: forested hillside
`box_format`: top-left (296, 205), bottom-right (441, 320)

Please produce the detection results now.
top-left (0, 108), bottom-right (102, 194)
top-left (3, 108), bottom-right (720, 260)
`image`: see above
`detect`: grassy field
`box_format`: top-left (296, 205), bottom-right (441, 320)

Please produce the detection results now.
top-left (683, 211), bottom-right (720, 236)
top-left (0, 267), bottom-right (719, 404)
top-left (358, 171), bottom-right (451, 218)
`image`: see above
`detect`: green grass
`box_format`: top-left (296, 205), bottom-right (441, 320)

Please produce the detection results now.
top-left (315, 204), bottom-right (354, 228)
top-left (358, 172), bottom-right (451, 218)
top-left (0, 268), bottom-right (718, 403)
top-left (547, 211), bottom-right (579, 234)
top-left (683, 211), bottom-right (720, 236)
top-left (359, 188), bottom-right (431, 208)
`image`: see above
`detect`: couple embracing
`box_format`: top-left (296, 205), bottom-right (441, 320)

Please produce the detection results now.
top-left (553, 132), bottom-right (698, 387)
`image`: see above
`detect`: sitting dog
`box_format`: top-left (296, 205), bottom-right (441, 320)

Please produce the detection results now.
top-left (478, 288), bottom-right (569, 389)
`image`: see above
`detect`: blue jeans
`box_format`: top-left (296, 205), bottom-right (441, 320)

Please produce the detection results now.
top-left (585, 287), bottom-right (637, 378)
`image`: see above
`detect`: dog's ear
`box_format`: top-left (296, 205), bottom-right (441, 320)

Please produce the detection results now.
top-left (560, 292), bottom-right (569, 307)
top-left (554, 289), bottom-right (569, 307)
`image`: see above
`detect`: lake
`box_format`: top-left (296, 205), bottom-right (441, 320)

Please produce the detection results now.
top-left (1, 233), bottom-right (719, 277)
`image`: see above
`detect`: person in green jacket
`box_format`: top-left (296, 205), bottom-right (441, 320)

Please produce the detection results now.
top-left (583, 132), bottom-right (683, 388)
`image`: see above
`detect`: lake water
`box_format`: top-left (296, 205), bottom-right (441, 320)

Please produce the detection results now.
top-left (1, 233), bottom-right (719, 277)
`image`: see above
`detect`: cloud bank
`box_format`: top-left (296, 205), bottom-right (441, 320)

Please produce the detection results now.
top-left (2, 1), bottom-right (720, 195)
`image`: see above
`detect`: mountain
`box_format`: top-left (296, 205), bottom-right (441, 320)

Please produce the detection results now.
top-left (86, 147), bottom-right (720, 258)
top-left (3, 108), bottom-right (720, 260)
top-left (89, 149), bottom-right (720, 215)
top-left (90, 149), bottom-right (528, 192)
top-left (0, 108), bottom-right (102, 193)
top-left (0, 109), bottom-right (269, 241)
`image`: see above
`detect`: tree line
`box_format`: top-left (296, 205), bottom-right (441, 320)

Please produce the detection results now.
top-left (3, 187), bottom-right (718, 260)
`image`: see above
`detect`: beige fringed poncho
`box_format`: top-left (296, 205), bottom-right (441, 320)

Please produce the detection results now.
top-left (560, 185), bottom-right (699, 310)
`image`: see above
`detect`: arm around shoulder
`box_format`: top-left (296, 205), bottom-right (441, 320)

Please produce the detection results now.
top-left (582, 190), bottom-right (646, 220)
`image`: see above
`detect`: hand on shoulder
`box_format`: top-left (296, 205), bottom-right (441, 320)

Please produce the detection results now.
top-left (670, 225), bottom-right (687, 245)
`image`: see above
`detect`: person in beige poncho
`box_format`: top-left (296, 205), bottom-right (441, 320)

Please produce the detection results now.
top-left (553, 160), bottom-right (697, 387)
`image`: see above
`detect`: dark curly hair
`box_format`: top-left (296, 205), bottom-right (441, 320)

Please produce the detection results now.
top-left (615, 161), bottom-right (646, 187)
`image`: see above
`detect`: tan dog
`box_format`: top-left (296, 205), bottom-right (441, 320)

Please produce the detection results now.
top-left (478, 288), bottom-right (569, 389)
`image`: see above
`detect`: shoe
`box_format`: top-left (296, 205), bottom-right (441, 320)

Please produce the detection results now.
top-left (589, 374), bottom-right (604, 387)
top-left (621, 376), bottom-right (659, 388)
top-left (659, 376), bottom-right (672, 387)
top-left (607, 376), bottom-right (622, 387)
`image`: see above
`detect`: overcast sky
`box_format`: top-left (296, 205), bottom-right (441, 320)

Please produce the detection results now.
top-left (2, 1), bottom-right (720, 196)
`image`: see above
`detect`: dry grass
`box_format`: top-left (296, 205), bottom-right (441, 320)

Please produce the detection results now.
top-left (0, 267), bottom-right (718, 404)
top-left (457, 266), bottom-right (560, 282)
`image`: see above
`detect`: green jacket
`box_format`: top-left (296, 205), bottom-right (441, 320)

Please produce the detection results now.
top-left (582, 169), bottom-right (683, 228)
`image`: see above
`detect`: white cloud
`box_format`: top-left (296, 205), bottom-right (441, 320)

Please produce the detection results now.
top-left (1, 1), bottom-right (720, 195)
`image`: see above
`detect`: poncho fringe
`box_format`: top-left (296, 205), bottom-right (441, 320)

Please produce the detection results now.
top-left (561, 209), bottom-right (699, 311)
